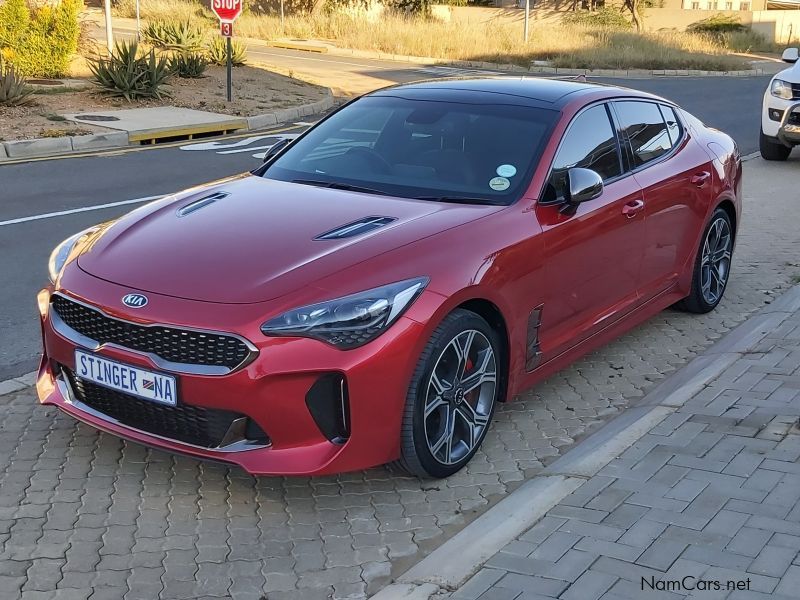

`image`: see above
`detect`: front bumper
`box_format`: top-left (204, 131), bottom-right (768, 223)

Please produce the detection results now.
top-left (762, 96), bottom-right (800, 146)
top-left (778, 101), bottom-right (800, 146)
top-left (36, 276), bottom-right (429, 476)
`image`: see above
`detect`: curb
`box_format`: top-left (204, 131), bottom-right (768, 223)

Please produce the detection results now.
top-left (375, 283), bottom-right (800, 598)
top-left (271, 39), bottom-right (766, 80)
top-left (0, 90), bottom-right (335, 162)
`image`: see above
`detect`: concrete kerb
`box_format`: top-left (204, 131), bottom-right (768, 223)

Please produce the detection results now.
top-left (376, 283), bottom-right (800, 599)
top-left (265, 39), bottom-right (766, 80)
top-left (0, 90), bottom-right (335, 161)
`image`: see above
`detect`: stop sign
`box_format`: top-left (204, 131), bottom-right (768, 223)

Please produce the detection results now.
top-left (211, 0), bottom-right (242, 23)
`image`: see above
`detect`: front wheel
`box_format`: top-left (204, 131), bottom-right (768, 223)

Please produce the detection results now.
top-left (399, 309), bottom-right (501, 478)
top-left (760, 130), bottom-right (791, 161)
top-left (676, 207), bottom-right (734, 314)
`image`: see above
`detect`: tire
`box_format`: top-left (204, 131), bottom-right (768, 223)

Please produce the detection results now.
top-left (760, 130), bottom-right (791, 161)
top-left (398, 309), bottom-right (501, 478)
top-left (676, 207), bottom-right (734, 314)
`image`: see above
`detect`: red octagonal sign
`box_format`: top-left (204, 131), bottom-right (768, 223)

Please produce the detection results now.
top-left (211, 0), bottom-right (242, 23)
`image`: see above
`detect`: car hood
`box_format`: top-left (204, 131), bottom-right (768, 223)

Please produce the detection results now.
top-left (77, 175), bottom-right (497, 304)
top-left (776, 63), bottom-right (800, 84)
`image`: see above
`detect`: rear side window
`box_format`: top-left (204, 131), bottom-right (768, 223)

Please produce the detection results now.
top-left (544, 104), bottom-right (622, 202)
top-left (660, 105), bottom-right (682, 146)
top-left (615, 101), bottom-right (673, 167)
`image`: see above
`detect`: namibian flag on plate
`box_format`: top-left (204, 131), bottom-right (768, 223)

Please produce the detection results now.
top-left (74, 349), bottom-right (177, 406)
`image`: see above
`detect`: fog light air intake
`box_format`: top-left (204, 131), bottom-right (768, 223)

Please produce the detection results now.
top-left (305, 373), bottom-right (350, 444)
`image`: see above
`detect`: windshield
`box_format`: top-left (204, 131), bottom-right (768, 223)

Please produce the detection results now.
top-left (260, 94), bottom-right (558, 205)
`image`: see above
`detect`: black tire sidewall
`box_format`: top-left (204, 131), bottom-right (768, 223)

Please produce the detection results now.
top-left (402, 310), bottom-right (501, 478)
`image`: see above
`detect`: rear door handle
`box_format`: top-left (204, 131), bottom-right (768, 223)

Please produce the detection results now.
top-left (691, 171), bottom-right (711, 187)
top-left (622, 199), bottom-right (645, 218)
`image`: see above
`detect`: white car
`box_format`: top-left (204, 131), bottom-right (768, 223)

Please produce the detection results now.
top-left (761, 47), bottom-right (800, 161)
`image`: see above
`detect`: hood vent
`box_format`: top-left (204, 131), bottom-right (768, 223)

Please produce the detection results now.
top-left (176, 191), bottom-right (229, 217)
top-left (315, 216), bottom-right (396, 240)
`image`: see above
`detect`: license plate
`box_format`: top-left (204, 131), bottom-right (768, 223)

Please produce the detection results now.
top-left (74, 350), bottom-right (177, 406)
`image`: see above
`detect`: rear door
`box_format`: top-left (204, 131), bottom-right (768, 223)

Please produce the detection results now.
top-left (535, 103), bottom-right (646, 362)
top-left (612, 101), bottom-right (713, 301)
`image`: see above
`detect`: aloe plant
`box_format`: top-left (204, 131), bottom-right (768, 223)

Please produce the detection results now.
top-left (0, 56), bottom-right (34, 106)
top-left (207, 37), bottom-right (247, 66)
top-left (88, 41), bottom-right (172, 101)
top-left (168, 51), bottom-right (208, 78)
top-left (143, 19), bottom-right (205, 51)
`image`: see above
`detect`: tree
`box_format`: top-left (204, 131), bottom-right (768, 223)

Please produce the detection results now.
top-left (623, 0), bottom-right (642, 31)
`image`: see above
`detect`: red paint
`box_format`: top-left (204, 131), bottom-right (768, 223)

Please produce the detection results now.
top-left (36, 79), bottom-right (742, 475)
top-left (210, 0), bottom-right (241, 23)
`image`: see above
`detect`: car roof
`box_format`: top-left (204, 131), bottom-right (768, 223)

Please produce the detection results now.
top-left (369, 76), bottom-right (657, 110)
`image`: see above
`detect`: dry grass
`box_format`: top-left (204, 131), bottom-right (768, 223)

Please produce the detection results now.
top-left (113, 0), bottom-right (750, 71)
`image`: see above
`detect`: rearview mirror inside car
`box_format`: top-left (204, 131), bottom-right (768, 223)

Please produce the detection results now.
top-left (262, 138), bottom-right (290, 163)
top-left (782, 48), bottom-right (799, 64)
top-left (566, 167), bottom-right (603, 205)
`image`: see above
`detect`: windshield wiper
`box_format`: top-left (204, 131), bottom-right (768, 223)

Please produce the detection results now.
top-left (413, 196), bottom-right (497, 205)
top-left (292, 179), bottom-right (389, 196)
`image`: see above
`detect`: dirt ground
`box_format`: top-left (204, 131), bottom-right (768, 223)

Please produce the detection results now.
top-left (0, 63), bottom-right (329, 141)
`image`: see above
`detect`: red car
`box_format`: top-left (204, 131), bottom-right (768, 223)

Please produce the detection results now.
top-left (37, 78), bottom-right (741, 478)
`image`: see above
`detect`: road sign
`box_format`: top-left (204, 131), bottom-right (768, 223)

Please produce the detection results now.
top-left (211, 0), bottom-right (242, 23)
top-left (220, 21), bottom-right (232, 37)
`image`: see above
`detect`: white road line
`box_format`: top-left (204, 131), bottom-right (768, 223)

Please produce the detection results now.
top-left (0, 195), bottom-right (162, 227)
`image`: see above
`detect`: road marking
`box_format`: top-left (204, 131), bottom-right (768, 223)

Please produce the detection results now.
top-left (179, 133), bottom-right (300, 155)
top-left (0, 195), bottom-right (162, 227)
top-left (0, 125), bottom-right (303, 165)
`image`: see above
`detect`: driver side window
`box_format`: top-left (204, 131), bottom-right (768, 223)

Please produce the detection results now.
top-left (544, 104), bottom-right (622, 203)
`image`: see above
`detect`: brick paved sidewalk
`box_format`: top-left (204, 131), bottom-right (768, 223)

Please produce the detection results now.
top-left (450, 291), bottom-right (800, 600)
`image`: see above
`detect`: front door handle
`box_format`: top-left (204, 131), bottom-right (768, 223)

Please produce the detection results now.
top-left (691, 171), bottom-right (711, 187)
top-left (622, 199), bottom-right (645, 218)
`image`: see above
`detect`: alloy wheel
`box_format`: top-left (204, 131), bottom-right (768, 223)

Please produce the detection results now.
top-left (700, 216), bottom-right (732, 305)
top-left (423, 329), bottom-right (496, 466)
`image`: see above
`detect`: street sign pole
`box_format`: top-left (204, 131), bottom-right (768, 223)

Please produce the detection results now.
top-left (226, 35), bottom-right (233, 102)
top-left (524, 0), bottom-right (530, 43)
top-left (211, 0), bottom-right (242, 103)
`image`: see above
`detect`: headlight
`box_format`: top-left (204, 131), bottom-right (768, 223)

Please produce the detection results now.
top-left (771, 79), bottom-right (794, 100)
top-left (261, 277), bottom-right (429, 349)
top-left (48, 226), bottom-right (100, 283)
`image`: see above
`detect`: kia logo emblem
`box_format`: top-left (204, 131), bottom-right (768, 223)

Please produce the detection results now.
top-left (122, 293), bottom-right (148, 308)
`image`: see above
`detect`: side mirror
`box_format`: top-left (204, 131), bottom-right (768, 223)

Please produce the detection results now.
top-left (782, 47), bottom-right (799, 64)
top-left (566, 167), bottom-right (603, 204)
top-left (262, 138), bottom-right (290, 163)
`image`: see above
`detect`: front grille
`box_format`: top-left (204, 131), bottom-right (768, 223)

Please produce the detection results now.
top-left (792, 83), bottom-right (800, 100)
top-left (63, 367), bottom-right (268, 448)
top-left (51, 294), bottom-right (253, 371)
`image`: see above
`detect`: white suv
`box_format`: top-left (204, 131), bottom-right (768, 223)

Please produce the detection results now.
top-left (761, 47), bottom-right (800, 161)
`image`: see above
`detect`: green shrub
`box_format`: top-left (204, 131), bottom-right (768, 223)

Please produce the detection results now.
top-left (0, 0), bottom-right (82, 78)
top-left (0, 55), bottom-right (33, 106)
top-left (688, 14), bottom-right (746, 34)
top-left (0, 0), bottom-right (31, 51)
top-left (169, 51), bottom-right (208, 77)
top-left (143, 19), bottom-right (205, 50)
top-left (88, 40), bottom-right (172, 101)
top-left (206, 37), bottom-right (247, 66)
top-left (563, 8), bottom-right (632, 29)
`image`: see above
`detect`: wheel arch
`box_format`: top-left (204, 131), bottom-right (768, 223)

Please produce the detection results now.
top-left (716, 198), bottom-right (737, 241)
top-left (456, 298), bottom-right (511, 403)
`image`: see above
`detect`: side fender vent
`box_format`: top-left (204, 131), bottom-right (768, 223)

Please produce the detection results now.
top-left (176, 191), bottom-right (230, 217)
top-left (315, 216), bottom-right (396, 240)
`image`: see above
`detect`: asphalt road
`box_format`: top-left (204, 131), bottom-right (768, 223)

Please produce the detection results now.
top-left (0, 54), bottom-right (772, 380)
